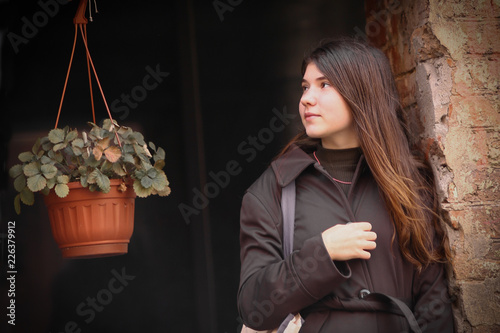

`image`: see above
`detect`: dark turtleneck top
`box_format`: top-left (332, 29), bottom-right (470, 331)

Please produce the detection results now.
top-left (314, 145), bottom-right (362, 196)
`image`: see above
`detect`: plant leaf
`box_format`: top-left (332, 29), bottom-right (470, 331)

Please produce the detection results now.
top-left (23, 162), bottom-right (40, 177)
top-left (96, 172), bottom-right (110, 193)
top-left (57, 175), bottom-right (70, 184)
top-left (20, 187), bottom-right (35, 205)
top-left (133, 179), bottom-right (153, 198)
top-left (156, 185), bottom-right (171, 197)
top-left (13, 174), bottom-right (26, 192)
top-left (104, 145), bottom-right (122, 163)
top-left (123, 153), bottom-right (135, 164)
top-left (14, 194), bottom-right (21, 215)
top-left (32, 138), bottom-right (41, 154)
top-left (27, 174), bottom-right (47, 192)
top-left (46, 176), bottom-right (56, 189)
top-left (48, 128), bottom-right (65, 144)
top-left (154, 147), bottom-right (165, 162)
top-left (97, 137), bottom-right (111, 150)
top-left (154, 159), bottom-right (165, 170)
top-left (55, 184), bottom-right (70, 198)
top-left (112, 162), bottom-right (127, 176)
top-left (149, 142), bottom-right (156, 151)
top-left (18, 151), bottom-right (34, 162)
top-left (41, 164), bottom-right (58, 179)
top-left (53, 142), bottom-right (67, 152)
top-left (151, 172), bottom-right (168, 191)
top-left (65, 129), bottom-right (78, 142)
top-left (9, 164), bottom-right (23, 178)
top-left (72, 138), bottom-right (84, 148)
top-left (140, 176), bottom-right (153, 188)
top-left (93, 146), bottom-right (103, 161)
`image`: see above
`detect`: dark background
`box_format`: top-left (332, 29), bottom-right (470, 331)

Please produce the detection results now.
top-left (0, 0), bottom-right (365, 332)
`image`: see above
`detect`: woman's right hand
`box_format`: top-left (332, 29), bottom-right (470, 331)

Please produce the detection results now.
top-left (321, 222), bottom-right (377, 260)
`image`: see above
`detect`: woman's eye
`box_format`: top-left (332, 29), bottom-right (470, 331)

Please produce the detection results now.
top-left (321, 82), bottom-right (331, 88)
top-left (301, 85), bottom-right (309, 92)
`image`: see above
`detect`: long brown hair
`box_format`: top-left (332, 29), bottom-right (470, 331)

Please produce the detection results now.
top-left (282, 38), bottom-right (450, 270)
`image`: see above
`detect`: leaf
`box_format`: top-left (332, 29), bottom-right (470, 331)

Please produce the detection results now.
top-left (32, 138), bottom-right (41, 154)
top-left (72, 146), bottom-right (83, 156)
top-left (156, 185), bottom-right (171, 197)
top-left (41, 164), bottom-right (58, 179)
top-left (9, 164), bottom-right (23, 178)
top-left (98, 137), bottom-right (111, 150)
top-left (93, 146), bottom-right (103, 161)
top-left (55, 184), bottom-right (70, 198)
top-left (78, 166), bottom-right (88, 176)
top-left (14, 194), bottom-right (21, 215)
top-left (148, 142), bottom-right (156, 151)
top-left (42, 141), bottom-right (53, 151)
top-left (154, 159), bottom-right (165, 170)
top-left (46, 177), bottom-right (56, 189)
top-left (140, 176), bottom-right (153, 189)
top-left (13, 175), bottom-right (26, 192)
top-left (48, 128), bottom-right (65, 144)
top-left (151, 172), bottom-right (168, 191)
top-left (53, 142), bottom-right (67, 152)
top-left (80, 175), bottom-right (88, 187)
top-left (23, 162), bottom-right (40, 177)
top-left (96, 172), bottom-right (110, 193)
top-left (57, 175), bottom-right (70, 184)
top-left (40, 155), bottom-right (53, 165)
top-left (104, 145), bottom-right (122, 163)
top-left (133, 179), bottom-right (153, 198)
top-left (146, 168), bottom-right (158, 178)
top-left (112, 162), bottom-right (127, 176)
top-left (154, 147), bottom-right (165, 162)
top-left (41, 186), bottom-right (50, 195)
top-left (20, 187), bottom-right (34, 205)
top-left (19, 151), bottom-right (34, 162)
top-left (123, 153), bottom-right (135, 164)
top-left (72, 138), bottom-right (84, 149)
top-left (65, 130), bottom-right (78, 142)
top-left (27, 174), bottom-right (47, 192)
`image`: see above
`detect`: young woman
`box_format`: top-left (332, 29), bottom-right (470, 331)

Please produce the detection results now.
top-left (237, 38), bottom-right (454, 332)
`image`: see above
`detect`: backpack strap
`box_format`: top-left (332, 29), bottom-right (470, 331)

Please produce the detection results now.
top-left (281, 180), bottom-right (296, 259)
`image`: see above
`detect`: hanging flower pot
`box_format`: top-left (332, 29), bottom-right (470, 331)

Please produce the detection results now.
top-left (9, 121), bottom-right (171, 258)
top-left (44, 180), bottom-right (136, 259)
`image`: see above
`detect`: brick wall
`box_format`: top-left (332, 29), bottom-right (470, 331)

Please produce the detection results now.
top-left (364, 0), bottom-right (500, 331)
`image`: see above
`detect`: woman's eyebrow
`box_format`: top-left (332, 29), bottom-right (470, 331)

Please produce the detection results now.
top-left (302, 76), bottom-right (328, 83)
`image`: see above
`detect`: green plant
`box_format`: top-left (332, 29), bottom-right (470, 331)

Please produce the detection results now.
top-left (9, 119), bottom-right (171, 214)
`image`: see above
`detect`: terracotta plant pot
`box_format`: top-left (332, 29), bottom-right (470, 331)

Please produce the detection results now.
top-left (43, 180), bottom-right (136, 259)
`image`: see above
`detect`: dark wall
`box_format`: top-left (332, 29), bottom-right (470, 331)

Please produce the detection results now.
top-left (0, 0), bottom-right (365, 332)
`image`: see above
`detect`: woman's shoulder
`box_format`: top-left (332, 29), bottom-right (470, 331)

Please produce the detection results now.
top-left (244, 145), bottom-right (316, 202)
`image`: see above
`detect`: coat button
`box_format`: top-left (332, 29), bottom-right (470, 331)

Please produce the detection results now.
top-left (359, 289), bottom-right (371, 299)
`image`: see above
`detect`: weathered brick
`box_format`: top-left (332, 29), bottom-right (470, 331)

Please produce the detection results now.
top-left (460, 279), bottom-right (500, 326)
top-left (450, 95), bottom-right (500, 129)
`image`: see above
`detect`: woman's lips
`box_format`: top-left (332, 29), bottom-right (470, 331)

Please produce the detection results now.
top-left (304, 112), bottom-right (320, 121)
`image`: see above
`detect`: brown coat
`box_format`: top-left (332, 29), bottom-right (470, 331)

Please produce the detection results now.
top-left (238, 145), bottom-right (454, 332)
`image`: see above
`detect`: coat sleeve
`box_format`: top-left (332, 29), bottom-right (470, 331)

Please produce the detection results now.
top-left (412, 262), bottom-right (455, 332)
top-left (237, 190), bottom-right (351, 330)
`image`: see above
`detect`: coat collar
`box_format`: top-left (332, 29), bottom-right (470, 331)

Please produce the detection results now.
top-left (271, 144), bottom-right (316, 187)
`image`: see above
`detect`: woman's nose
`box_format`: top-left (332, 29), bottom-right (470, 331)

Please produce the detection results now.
top-left (300, 89), bottom-right (316, 106)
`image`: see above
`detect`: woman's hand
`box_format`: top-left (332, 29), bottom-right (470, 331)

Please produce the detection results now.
top-left (321, 222), bottom-right (377, 260)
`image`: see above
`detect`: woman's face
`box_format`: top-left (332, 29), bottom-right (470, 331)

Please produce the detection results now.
top-left (299, 63), bottom-right (359, 149)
